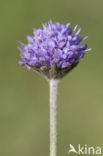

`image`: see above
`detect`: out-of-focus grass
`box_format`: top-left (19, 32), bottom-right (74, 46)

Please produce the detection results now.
top-left (0, 0), bottom-right (103, 156)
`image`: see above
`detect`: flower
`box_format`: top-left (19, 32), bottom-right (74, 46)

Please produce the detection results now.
top-left (18, 20), bottom-right (91, 79)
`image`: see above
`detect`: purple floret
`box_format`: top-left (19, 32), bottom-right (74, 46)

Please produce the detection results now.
top-left (18, 20), bottom-right (91, 79)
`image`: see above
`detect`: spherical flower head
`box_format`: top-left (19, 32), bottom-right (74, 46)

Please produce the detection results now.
top-left (18, 20), bottom-right (91, 79)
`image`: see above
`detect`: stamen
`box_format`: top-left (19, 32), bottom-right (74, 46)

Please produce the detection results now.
top-left (85, 48), bottom-right (92, 52)
top-left (73, 24), bottom-right (78, 32)
top-left (75, 28), bottom-right (81, 35)
top-left (83, 36), bottom-right (88, 41)
top-left (17, 40), bottom-right (25, 46)
top-left (66, 22), bottom-right (71, 27)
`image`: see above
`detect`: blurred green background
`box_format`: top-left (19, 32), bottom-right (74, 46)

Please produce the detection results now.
top-left (0, 0), bottom-right (103, 156)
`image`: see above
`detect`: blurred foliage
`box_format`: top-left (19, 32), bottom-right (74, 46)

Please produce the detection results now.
top-left (0, 0), bottom-right (103, 156)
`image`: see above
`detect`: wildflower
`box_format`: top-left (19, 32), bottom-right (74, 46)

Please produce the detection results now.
top-left (18, 20), bottom-right (91, 79)
top-left (18, 20), bottom-right (92, 156)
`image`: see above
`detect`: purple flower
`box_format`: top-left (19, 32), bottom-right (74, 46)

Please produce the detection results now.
top-left (18, 20), bottom-right (91, 79)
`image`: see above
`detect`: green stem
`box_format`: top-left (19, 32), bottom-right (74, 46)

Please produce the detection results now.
top-left (49, 79), bottom-right (59, 156)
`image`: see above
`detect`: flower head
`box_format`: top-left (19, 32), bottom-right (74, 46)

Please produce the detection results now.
top-left (18, 20), bottom-right (91, 79)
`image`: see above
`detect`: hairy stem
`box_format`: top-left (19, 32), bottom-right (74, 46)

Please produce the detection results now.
top-left (49, 79), bottom-right (59, 156)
